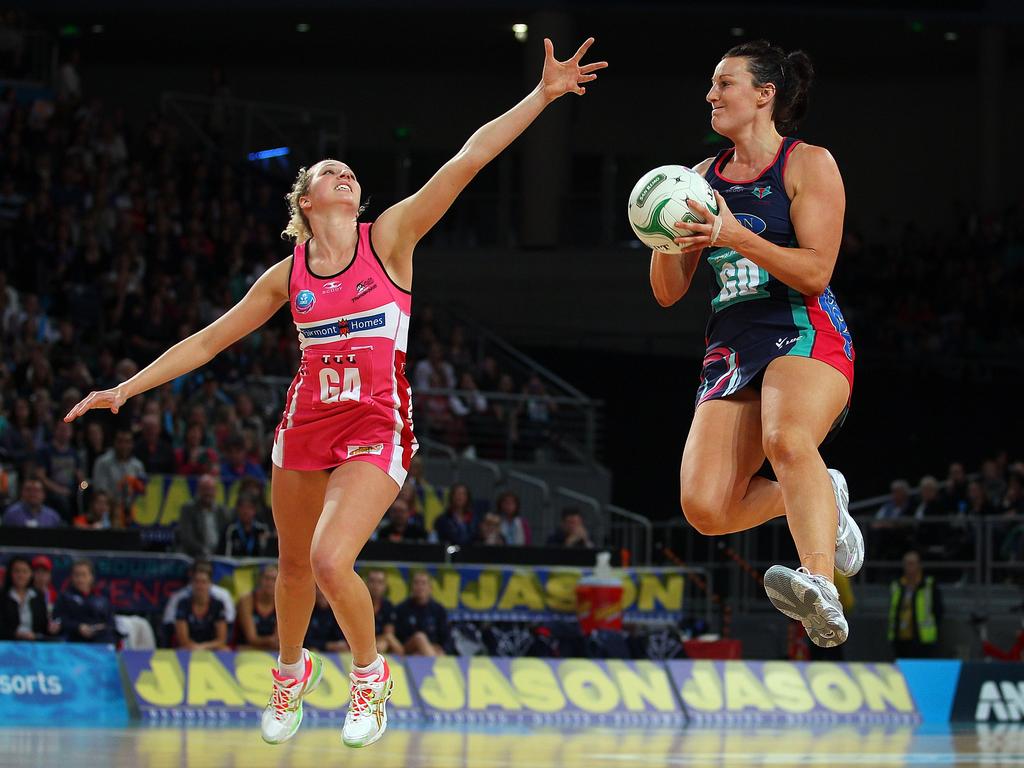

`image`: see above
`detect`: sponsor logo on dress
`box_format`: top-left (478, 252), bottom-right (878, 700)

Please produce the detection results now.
top-left (352, 277), bottom-right (378, 302)
top-left (726, 185), bottom-right (747, 193)
top-left (752, 185), bottom-right (772, 199)
top-left (301, 312), bottom-right (386, 341)
top-left (294, 289), bottom-right (316, 314)
top-left (347, 443), bottom-right (384, 458)
top-left (322, 280), bottom-right (344, 294)
top-left (734, 213), bottom-right (767, 235)
top-left (776, 336), bottom-right (800, 349)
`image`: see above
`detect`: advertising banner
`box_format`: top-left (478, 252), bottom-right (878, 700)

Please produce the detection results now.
top-left (121, 649), bottom-right (419, 723)
top-left (0, 641), bottom-right (128, 725)
top-left (667, 660), bottom-right (920, 725)
top-left (950, 662), bottom-right (1024, 723)
top-left (0, 550), bottom-right (687, 623)
top-left (404, 656), bottom-right (686, 727)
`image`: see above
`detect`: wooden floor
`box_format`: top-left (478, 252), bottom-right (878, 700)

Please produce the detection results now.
top-left (3, 723), bottom-right (1024, 767)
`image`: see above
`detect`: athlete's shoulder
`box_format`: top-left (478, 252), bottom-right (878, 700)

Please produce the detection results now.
top-left (692, 156), bottom-right (717, 176)
top-left (786, 142), bottom-right (839, 175)
top-left (252, 254), bottom-right (294, 304)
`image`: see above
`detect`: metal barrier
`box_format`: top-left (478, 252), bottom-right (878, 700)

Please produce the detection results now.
top-left (415, 387), bottom-right (602, 466)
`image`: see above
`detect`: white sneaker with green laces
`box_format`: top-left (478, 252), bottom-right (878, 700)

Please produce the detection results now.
top-left (342, 655), bottom-right (394, 748)
top-left (260, 649), bottom-right (324, 745)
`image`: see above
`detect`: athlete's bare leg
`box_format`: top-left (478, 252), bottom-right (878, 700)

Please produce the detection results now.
top-left (271, 465), bottom-right (330, 666)
top-left (310, 461), bottom-right (400, 668)
top-left (680, 388), bottom-right (785, 534)
top-left (760, 356), bottom-right (850, 580)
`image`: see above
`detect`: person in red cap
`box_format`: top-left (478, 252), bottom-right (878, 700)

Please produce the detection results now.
top-left (31, 555), bottom-right (58, 621)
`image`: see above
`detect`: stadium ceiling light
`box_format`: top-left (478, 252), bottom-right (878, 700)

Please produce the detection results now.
top-left (944, 31), bottom-right (958, 41)
top-left (730, 27), bottom-right (744, 37)
top-left (92, 24), bottom-right (104, 34)
top-left (512, 23), bottom-right (528, 42)
top-left (296, 22), bottom-right (311, 33)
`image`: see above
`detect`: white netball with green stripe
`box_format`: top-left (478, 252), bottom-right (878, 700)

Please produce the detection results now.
top-left (627, 165), bottom-right (719, 253)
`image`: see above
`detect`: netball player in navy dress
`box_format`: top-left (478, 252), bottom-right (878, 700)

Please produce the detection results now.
top-left (650, 41), bottom-right (864, 647)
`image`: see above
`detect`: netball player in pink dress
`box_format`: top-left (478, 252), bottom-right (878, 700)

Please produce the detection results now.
top-left (65, 37), bottom-right (607, 748)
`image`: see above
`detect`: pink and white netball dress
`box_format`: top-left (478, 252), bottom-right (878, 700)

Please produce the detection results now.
top-left (272, 223), bottom-right (417, 486)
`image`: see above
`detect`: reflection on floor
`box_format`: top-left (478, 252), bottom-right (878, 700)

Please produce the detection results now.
top-left (4, 723), bottom-right (1024, 767)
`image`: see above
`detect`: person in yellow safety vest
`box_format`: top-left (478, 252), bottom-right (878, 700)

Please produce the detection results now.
top-left (888, 549), bottom-right (943, 658)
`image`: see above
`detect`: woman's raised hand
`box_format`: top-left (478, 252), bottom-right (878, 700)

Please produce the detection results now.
top-left (540, 37), bottom-right (608, 102)
top-left (64, 385), bottom-right (128, 423)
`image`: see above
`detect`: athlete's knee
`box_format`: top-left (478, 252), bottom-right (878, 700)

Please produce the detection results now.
top-left (680, 489), bottom-right (730, 535)
top-left (309, 542), bottom-right (356, 592)
top-left (277, 551), bottom-right (314, 585)
top-left (762, 427), bottom-right (816, 469)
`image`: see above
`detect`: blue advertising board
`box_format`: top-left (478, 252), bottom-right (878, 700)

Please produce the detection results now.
top-left (0, 641), bottom-right (128, 725)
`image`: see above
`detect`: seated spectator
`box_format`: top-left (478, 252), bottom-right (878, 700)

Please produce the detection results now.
top-left (913, 476), bottom-right (948, 519)
top-left (91, 428), bottom-right (147, 505)
top-left (497, 491), bottom-right (531, 545)
top-left (519, 373), bottom-right (558, 458)
top-left (135, 413), bottom-right (176, 475)
top-left (219, 435), bottom-right (267, 484)
top-left (413, 342), bottom-right (455, 390)
top-left (367, 568), bottom-right (402, 655)
top-left (473, 511), bottom-right (506, 546)
top-left (433, 483), bottom-right (475, 547)
top-left (175, 422), bottom-right (220, 475)
top-left (1, 555), bottom-right (55, 640)
top-left (73, 490), bottom-right (115, 529)
top-left (944, 462), bottom-right (968, 513)
top-left (3, 478), bottom-right (62, 527)
top-left (450, 371), bottom-right (488, 452)
top-left (304, 587), bottom-right (349, 653)
top-left (377, 498), bottom-right (427, 543)
top-left (546, 507), bottom-right (594, 549)
top-left (36, 420), bottom-right (81, 520)
top-left (982, 459), bottom-right (1008, 509)
top-left (175, 562), bottom-right (229, 650)
top-left (1002, 473), bottom-right (1024, 516)
top-left (54, 558), bottom-right (118, 644)
top-left (395, 571), bottom-right (449, 656)
top-left (31, 556), bottom-right (57, 618)
top-left (407, 455), bottom-right (444, 530)
top-left (162, 559), bottom-right (237, 640)
top-left (221, 494), bottom-right (273, 557)
top-left (176, 474), bottom-right (231, 557)
top-left (235, 564), bottom-right (277, 650)
top-left (875, 480), bottom-right (913, 520)
top-left (966, 479), bottom-right (994, 516)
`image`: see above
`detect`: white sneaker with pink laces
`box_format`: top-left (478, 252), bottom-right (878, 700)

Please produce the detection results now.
top-left (260, 649), bottom-right (324, 745)
top-left (342, 655), bottom-right (394, 748)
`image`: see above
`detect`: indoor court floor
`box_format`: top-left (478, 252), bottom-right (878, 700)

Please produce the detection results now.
top-left (3, 723), bottom-right (1023, 767)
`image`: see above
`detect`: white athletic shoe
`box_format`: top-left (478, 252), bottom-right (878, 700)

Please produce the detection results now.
top-left (261, 649), bottom-right (324, 745)
top-left (830, 468), bottom-right (864, 577)
top-left (764, 565), bottom-right (849, 648)
top-left (342, 656), bottom-right (394, 748)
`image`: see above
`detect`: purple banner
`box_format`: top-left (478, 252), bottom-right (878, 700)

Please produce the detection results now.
top-left (666, 660), bottom-right (920, 725)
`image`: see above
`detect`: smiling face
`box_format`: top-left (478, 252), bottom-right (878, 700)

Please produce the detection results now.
top-left (301, 160), bottom-right (361, 221)
top-left (706, 57), bottom-right (776, 136)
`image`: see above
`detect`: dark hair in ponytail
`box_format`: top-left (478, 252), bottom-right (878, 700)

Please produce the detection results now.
top-left (722, 40), bottom-right (814, 134)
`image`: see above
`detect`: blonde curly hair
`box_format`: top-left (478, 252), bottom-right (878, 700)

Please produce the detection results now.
top-left (281, 164), bottom-right (316, 243)
top-left (281, 160), bottom-right (366, 243)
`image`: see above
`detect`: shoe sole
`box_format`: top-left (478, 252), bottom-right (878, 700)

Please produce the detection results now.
top-left (764, 566), bottom-right (849, 648)
top-left (831, 469), bottom-right (864, 578)
top-left (343, 678), bottom-right (394, 749)
top-left (261, 652), bottom-right (325, 746)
